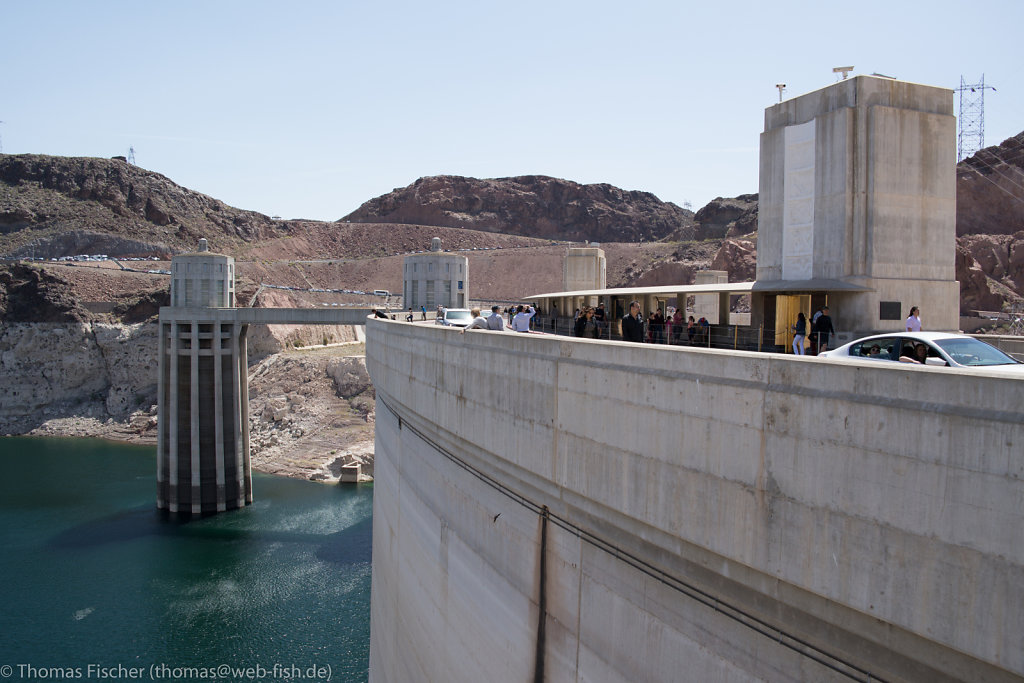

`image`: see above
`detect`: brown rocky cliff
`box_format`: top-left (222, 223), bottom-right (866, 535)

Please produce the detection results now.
top-left (341, 175), bottom-right (696, 243)
top-left (0, 154), bottom-right (281, 257)
top-left (692, 194), bottom-right (758, 240)
top-left (0, 264), bottom-right (90, 323)
top-left (956, 131), bottom-right (1024, 237)
top-left (955, 242), bottom-right (1008, 314)
top-left (710, 238), bottom-right (757, 282)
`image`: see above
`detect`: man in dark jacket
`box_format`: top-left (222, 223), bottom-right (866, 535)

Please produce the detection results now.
top-left (594, 302), bottom-right (607, 337)
top-left (621, 301), bottom-right (645, 343)
top-left (812, 306), bottom-right (835, 354)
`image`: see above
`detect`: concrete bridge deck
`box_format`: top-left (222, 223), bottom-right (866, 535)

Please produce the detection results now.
top-left (158, 306), bottom-right (377, 326)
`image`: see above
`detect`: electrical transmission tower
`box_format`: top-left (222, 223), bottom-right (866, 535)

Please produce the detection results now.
top-left (128, 146), bottom-right (136, 165)
top-left (956, 75), bottom-right (996, 162)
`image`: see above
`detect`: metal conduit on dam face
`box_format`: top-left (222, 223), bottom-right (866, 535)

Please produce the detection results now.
top-left (364, 317), bottom-right (1024, 683)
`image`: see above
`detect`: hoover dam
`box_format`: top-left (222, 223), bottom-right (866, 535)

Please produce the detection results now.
top-left (364, 319), bottom-right (1023, 681)
top-left (362, 75), bottom-right (1022, 681)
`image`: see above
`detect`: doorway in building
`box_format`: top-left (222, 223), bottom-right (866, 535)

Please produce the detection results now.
top-left (774, 294), bottom-right (812, 353)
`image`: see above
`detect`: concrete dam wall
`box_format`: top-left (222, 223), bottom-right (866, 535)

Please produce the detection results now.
top-left (364, 318), bottom-right (1023, 682)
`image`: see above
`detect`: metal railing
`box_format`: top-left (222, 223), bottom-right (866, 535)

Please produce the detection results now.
top-left (545, 317), bottom-right (822, 355)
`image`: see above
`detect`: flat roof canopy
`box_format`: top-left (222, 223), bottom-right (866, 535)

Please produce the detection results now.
top-left (525, 278), bottom-right (871, 301)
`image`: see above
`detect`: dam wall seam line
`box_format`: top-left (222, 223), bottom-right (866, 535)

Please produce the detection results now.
top-left (377, 395), bottom-right (885, 683)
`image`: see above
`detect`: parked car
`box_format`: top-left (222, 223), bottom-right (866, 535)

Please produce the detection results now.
top-left (818, 332), bottom-right (1024, 374)
top-left (434, 308), bottom-right (474, 328)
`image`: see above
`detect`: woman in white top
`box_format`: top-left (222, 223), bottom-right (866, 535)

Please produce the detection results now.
top-left (906, 306), bottom-right (921, 332)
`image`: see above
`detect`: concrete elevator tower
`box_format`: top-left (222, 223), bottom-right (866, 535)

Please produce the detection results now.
top-left (563, 246), bottom-right (606, 293)
top-left (157, 239), bottom-right (250, 514)
top-left (753, 75), bottom-right (959, 336)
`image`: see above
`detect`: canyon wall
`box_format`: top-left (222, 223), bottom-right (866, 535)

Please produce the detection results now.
top-left (0, 321), bottom-right (158, 434)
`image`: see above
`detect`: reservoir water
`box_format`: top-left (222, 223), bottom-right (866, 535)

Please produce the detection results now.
top-left (0, 437), bottom-right (372, 682)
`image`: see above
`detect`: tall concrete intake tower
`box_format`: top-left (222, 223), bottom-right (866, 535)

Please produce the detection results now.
top-left (155, 240), bottom-right (375, 515)
top-left (156, 239), bottom-right (251, 514)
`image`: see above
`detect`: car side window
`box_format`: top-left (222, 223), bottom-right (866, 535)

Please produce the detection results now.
top-left (921, 342), bottom-right (944, 363)
top-left (898, 338), bottom-right (946, 365)
top-left (852, 338), bottom-right (897, 360)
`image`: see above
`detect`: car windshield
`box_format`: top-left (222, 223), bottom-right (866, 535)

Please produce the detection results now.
top-left (934, 338), bottom-right (1019, 367)
top-left (446, 310), bottom-right (473, 321)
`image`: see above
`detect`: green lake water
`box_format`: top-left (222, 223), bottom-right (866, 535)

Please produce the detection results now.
top-left (0, 437), bottom-right (372, 682)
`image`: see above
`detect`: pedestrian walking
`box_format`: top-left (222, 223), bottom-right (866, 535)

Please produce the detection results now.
top-left (906, 306), bottom-right (922, 332)
top-left (792, 312), bottom-right (807, 355)
top-left (812, 306), bottom-right (835, 354)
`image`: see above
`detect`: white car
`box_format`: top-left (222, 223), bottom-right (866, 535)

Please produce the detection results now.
top-left (434, 308), bottom-right (474, 328)
top-left (818, 332), bottom-right (1024, 374)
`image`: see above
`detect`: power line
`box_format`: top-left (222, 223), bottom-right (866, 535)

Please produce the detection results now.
top-left (964, 148), bottom-right (1024, 174)
top-left (960, 151), bottom-right (1024, 204)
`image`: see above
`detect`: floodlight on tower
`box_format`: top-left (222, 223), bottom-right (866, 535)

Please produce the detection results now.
top-left (775, 83), bottom-right (786, 103)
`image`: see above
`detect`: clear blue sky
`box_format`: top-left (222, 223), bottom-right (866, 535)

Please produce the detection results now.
top-left (4, 0), bottom-right (1022, 221)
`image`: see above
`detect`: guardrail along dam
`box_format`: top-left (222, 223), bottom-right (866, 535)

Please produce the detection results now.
top-left (365, 318), bottom-right (1023, 682)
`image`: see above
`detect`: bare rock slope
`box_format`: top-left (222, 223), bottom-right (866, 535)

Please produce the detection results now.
top-left (342, 174), bottom-right (697, 243)
top-left (0, 154), bottom-right (280, 258)
top-left (956, 131), bottom-right (1024, 237)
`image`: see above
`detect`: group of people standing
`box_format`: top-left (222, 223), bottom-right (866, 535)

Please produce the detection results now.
top-left (791, 306), bottom-right (835, 355)
top-left (464, 303), bottom-right (528, 331)
top-left (790, 305), bottom-right (921, 355)
top-left (454, 300), bottom-right (926, 361)
top-left (617, 301), bottom-right (705, 344)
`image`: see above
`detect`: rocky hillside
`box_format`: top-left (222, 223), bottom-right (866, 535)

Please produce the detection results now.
top-left (690, 194), bottom-right (759, 241)
top-left (0, 156), bottom-right (699, 258)
top-left (956, 131), bottom-right (1024, 237)
top-left (0, 262), bottom-right (168, 324)
top-left (0, 154), bottom-right (283, 258)
top-left (953, 131), bottom-right (1024, 313)
top-left (341, 175), bottom-right (697, 243)
top-left (2, 139), bottom-right (1022, 316)
top-left (0, 262), bottom-right (90, 323)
